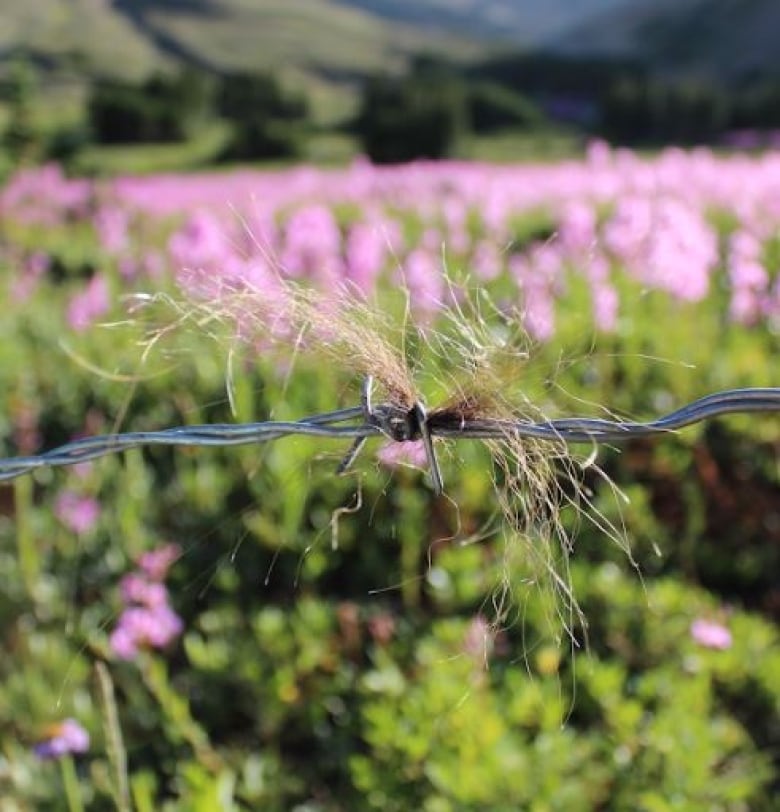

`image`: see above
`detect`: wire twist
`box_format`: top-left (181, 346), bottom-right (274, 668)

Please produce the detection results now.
top-left (0, 386), bottom-right (777, 493)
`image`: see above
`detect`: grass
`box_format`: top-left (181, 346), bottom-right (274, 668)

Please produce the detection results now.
top-left (74, 122), bottom-right (232, 176)
top-left (0, 0), bottom-right (483, 82)
top-left (73, 127), bottom-right (584, 176)
top-left (0, 0), bottom-right (164, 80)
top-left (461, 128), bottom-right (584, 162)
top-left (0, 158), bottom-right (778, 808)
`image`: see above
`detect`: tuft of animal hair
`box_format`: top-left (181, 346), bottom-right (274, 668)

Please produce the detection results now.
top-left (137, 274), bottom-right (419, 410)
top-left (140, 270), bottom-right (631, 647)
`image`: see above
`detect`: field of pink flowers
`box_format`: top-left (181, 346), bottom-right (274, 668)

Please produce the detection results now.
top-left (4, 143), bottom-right (780, 338)
top-left (1, 146), bottom-right (779, 809)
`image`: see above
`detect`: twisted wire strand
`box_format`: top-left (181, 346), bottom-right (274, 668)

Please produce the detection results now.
top-left (0, 388), bottom-right (777, 483)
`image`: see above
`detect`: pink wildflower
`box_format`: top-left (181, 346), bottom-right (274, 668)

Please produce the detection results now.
top-left (400, 248), bottom-right (443, 319)
top-left (137, 543), bottom-right (181, 581)
top-left (111, 545), bottom-right (183, 661)
top-left (690, 618), bottom-right (732, 650)
top-left (94, 205), bottom-right (129, 255)
top-left (592, 284), bottom-right (619, 332)
top-left (66, 275), bottom-right (110, 332)
top-left (345, 222), bottom-right (386, 292)
top-left (54, 491), bottom-right (100, 535)
top-left (377, 440), bottom-right (429, 469)
top-left (110, 604), bottom-right (183, 660)
top-left (119, 574), bottom-right (169, 608)
top-left (471, 240), bottom-right (502, 281)
top-left (33, 719), bottom-right (89, 760)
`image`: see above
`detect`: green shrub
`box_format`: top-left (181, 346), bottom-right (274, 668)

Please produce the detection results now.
top-left (88, 70), bottom-right (211, 144)
top-left (467, 81), bottom-right (546, 133)
top-left (356, 71), bottom-right (466, 163)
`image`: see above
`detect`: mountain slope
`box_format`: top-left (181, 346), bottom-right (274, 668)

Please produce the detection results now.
top-left (339, 0), bottom-right (636, 45)
top-left (553, 0), bottom-right (780, 79)
top-left (0, 0), bottom-right (482, 80)
top-left (2, 0), bottom-right (776, 87)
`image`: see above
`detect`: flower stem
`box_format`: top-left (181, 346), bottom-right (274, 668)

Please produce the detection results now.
top-left (14, 475), bottom-right (39, 595)
top-left (60, 756), bottom-right (84, 812)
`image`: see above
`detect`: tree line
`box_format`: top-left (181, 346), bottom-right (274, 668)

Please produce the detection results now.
top-left (4, 53), bottom-right (780, 168)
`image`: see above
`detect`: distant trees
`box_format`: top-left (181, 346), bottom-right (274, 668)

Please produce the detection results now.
top-left (353, 58), bottom-right (553, 163)
top-left (216, 71), bottom-right (309, 160)
top-left (86, 68), bottom-right (308, 160)
top-left (88, 69), bottom-right (211, 144)
top-left (0, 59), bottom-right (45, 164)
top-left (10, 46), bottom-right (780, 173)
top-left (601, 77), bottom-right (729, 145)
top-left (355, 66), bottom-right (466, 163)
top-left (731, 80), bottom-right (780, 130)
top-left (467, 81), bottom-right (546, 134)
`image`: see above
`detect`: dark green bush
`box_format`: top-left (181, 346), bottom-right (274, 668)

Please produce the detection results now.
top-left (88, 69), bottom-right (211, 144)
top-left (467, 81), bottom-right (547, 133)
top-left (0, 58), bottom-right (45, 163)
top-left (600, 77), bottom-right (730, 145)
top-left (216, 71), bottom-right (309, 161)
top-left (216, 71), bottom-right (307, 123)
top-left (356, 71), bottom-right (466, 163)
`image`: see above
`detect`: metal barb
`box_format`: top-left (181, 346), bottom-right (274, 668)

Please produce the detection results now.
top-left (0, 387), bottom-right (777, 489)
top-left (336, 376), bottom-right (374, 474)
top-left (413, 401), bottom-right (444, 496)
top-left (336, 376), bottom-right (444, 496)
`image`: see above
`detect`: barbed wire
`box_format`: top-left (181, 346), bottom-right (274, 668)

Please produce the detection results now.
top-left (0, 385), bottom-right (778, 494)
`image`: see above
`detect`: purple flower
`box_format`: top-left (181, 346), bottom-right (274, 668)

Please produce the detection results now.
top-left (558, 200), bottom-right (597, 255)
top-left (137, 543), bottom-right (181, 581)
top-left (94, 205), bottom-right (129, 255)
top-left (345, 222), bottom-right (386, 292)
top-left (592, 284), bottom-right (619, 332)
top-left (66, 274), bottom-right (110, 332)
top-left (377, 440), bottom-right (429, 469)
top-left (471, 240), bottom-right (502, 282)
top-left (33, 719), bottom-right (89, 760)
top-left (119, 573), bottom-right (168, 608)
top-left (690, 618), bottom-right (732, 650)
top-left (169, 209), bottom-right (230, 269)
top-left (400, 248), bottom-right (444, 320)
top-left (110, 604), bottom-right (183, 660)
top-left (54, 491), bottom-right (100, 535)
top-left (280, 203), bottom-right (343, 283)
top-left (111, 545), bottom-right (184, 661)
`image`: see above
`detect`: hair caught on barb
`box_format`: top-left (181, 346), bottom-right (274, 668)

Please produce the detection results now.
top-left (155, 270), bottom-right (622, 640)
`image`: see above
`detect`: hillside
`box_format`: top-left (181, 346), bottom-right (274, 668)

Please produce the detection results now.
top-left (553, 0), bottom-right (780, 80)
top-left (2, 0), bottom-right (776, 96)
top-left (340, 0), bottom-right (635, 45)
top-left (0, 0), bottom-right (482, 80)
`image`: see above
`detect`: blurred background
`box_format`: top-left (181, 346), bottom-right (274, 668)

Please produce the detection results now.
top-left (0, 2), bottom-right (779, 811)
top-left (3, 0), bottom-right (780, 172)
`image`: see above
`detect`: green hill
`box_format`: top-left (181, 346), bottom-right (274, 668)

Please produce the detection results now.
top-left (0, 0), bottom-right (482, 81)
top-left (4, 1), bottom-right (775, 89)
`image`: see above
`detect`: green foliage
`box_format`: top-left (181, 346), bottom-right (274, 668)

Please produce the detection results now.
top-left (731, 79), bottom-right (780, 129)
top-left (217, 72), bottom-right (306, 124)
top-left (466, 81), bottom-right (546, 134)
top-left (88, 70), bottom-right (212, 145)
top-left (214, 72), bottom-right (310, 161)
top-left (356, 68), bottom-right (466, 163)
top-left (601, 76), bottom-right (730, 146)
top-left (468, 53), bottom-right (646, 100)
top-left (0, 191), bottom-right (778, 809)
top-left (0, 58), bottom-right (46, 164)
